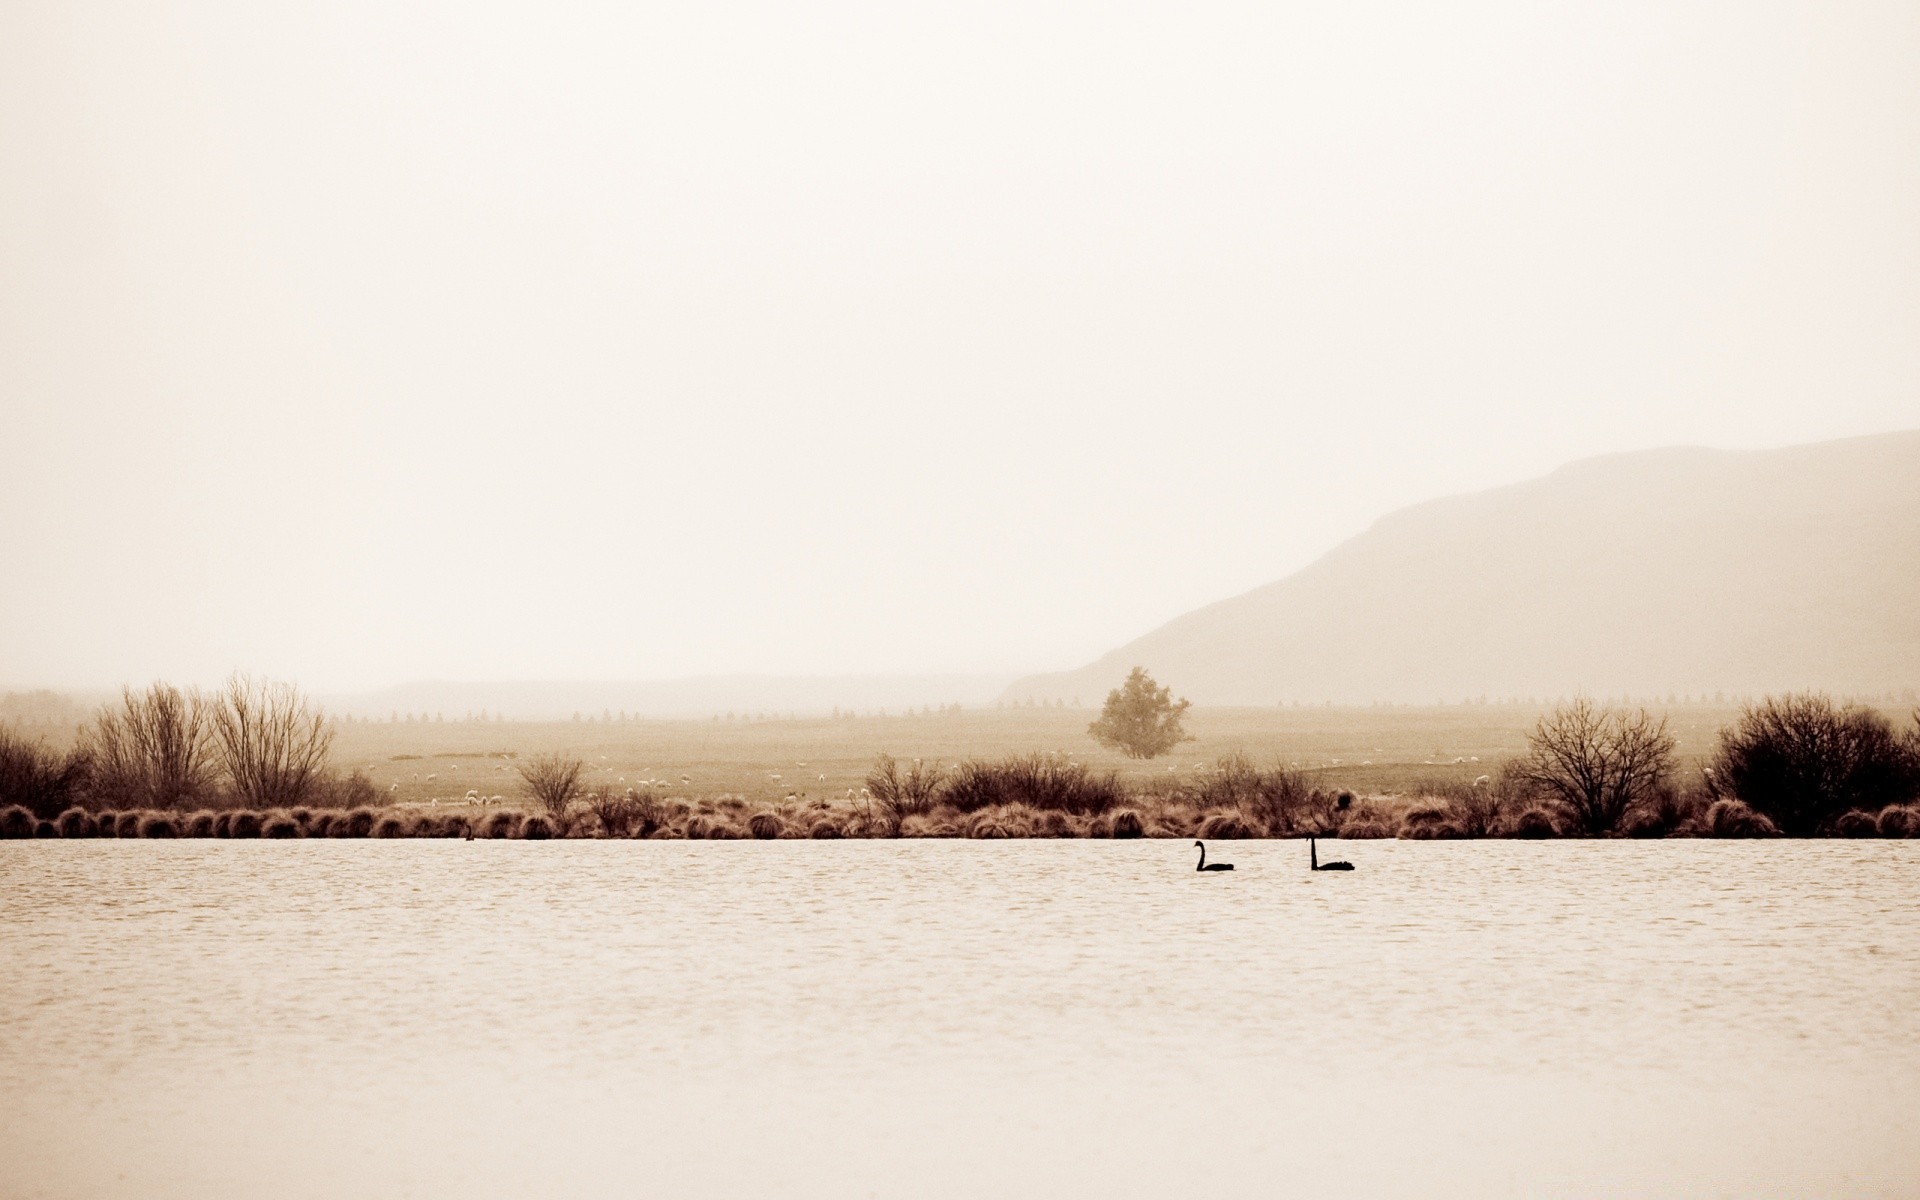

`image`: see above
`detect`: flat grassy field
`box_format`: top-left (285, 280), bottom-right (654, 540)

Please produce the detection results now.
top-left (333, 702), bottom-right (1757, 810)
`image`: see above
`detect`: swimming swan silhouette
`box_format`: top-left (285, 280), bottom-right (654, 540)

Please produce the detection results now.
top-left (1194, 840), bottom-right (1234, 872)
top-left (1310, 836), bottom-right (1353, 871)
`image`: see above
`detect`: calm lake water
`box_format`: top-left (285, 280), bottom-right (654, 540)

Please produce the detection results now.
top-left (2, 840), bottom-right (1916, 1198)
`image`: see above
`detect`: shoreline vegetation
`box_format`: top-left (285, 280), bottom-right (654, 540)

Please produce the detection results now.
top-left (2, 678), bottom-right (1917, 842)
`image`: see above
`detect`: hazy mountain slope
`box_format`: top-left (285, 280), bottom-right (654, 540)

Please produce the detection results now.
top-left (1007, 432), bottom-right (1920, 705)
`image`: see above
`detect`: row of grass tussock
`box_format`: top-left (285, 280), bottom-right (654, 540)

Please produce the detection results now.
top-left (10, 765), bottom-right (1920, 843)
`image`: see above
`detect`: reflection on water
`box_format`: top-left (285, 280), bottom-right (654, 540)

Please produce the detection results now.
top-left (3, 841), bottom-right (1916, 1197)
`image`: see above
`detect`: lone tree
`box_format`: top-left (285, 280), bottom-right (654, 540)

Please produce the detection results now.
top-left (518, 752), bottom-right (587, 818)
top-left (211, 675), bottom-right (335, 810)
top-left (1510, 698), bottom-right (1675, 835)
top-left (1087, 668), bottom-right (1192, 760)
top-left (1708, 693), bottom-right (1920, 836)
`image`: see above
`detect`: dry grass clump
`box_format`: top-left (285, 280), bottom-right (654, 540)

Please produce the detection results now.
top-left (306, 811), bottom-right (336, 837)
top-left (519, 814), bottom-right (555, 840)
top-left (1338, 817), bottom-right (1392, 839)
top-left (227, 810), bottom-right (263, 838)
top-left (1108, 808), bottom-right (1144, 839)
top-left (56, 808), bottom-right (97, 838)
top-left (262, 812), bottom-right (302, 838)
top-left (965, 810), bottom-right (1012, 839)
top-left (1833, 810), bottom-right (1878, 838)
top-left (1507, 807), bottom-right (1562, 839)
top-left (683, 813), bottom-right (715, 839)
top-left (138, 812), bottom-right (181, 838)
top-left (1876, 805), bottom-right (1919, 838)
top-left (480, 810), bottom-right (520, 839)
top-left (1197, 811), bottom-right (1254, 839)
top-left (1696, 799), bottom-right (1778, 838)
top-left (372, 814), bottom-right (411, 838)
top-left (808, 816), bottom-right (843, 839)
top-left (333, 808), bottom-right (378, 838)
top-left (437, 814), bottom-right (474, 839)
top-left (747, 812), bottom-right (785, 840)
top-left (1398, 805), bottom-right (1465, 840)
top-left (115, 811), bottom-right (144, 838)
top-left (31, 818), bottom-right (56, 836)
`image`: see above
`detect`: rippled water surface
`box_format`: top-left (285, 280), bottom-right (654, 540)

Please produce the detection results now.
top-left (3, 840), bottom-right (1916, 1197)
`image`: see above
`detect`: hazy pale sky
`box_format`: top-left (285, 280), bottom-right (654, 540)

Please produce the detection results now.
top-left (3, 0), bottom-right (1917, 692)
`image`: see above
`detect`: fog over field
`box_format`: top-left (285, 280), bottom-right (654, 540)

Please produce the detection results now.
top-left (4, 1), bottom-right (1920, 701)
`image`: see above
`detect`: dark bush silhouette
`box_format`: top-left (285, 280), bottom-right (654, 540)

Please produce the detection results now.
top-left (213, 812), bottom-right (234, 837)
top-left (82, 684), bottom-right (218, 811)
top-left (1509, 700), bottom-right (1675, 835)
top-left (0, 726), bottom-right (92, 820)
top-left (2, 806), bottom-right (36, 838)
top-left (1087, 668), bottom-right (1192, 760)
top-left (56, 808), bottom-right (96, 838)
top-left (372, 814), bottom-right (410, 838)
top-left (185, 810), bottom-right (217, 837)
top-left (307, 811), bottom-right (337, 837)
top-left (114, 811), bottom-right (142, 838)
top-left (228, 810), bottom-right (263, 838)
top-left (1109, 808), bottom-right (1144, 838)
top-left (211, 676), bottom-right (335, 810)
top-left (808, 817), bottom-right (843, 838)
top-left (262, 813), bottom-right (302, 838)
top-left (517, 753), bottom-right (586, 818)
top-left (1708, 694), bottom-right (1920, 836)
top-left (747, 812), bottom-right (785, 839)
top-left (1339, 817), bottom-right (1392, 838)
top-left (520, 814), bottom-right (555, 840)
top-left (945, 754), bottom-right (1121, 815)
top-left (33, 818), bottom-right (57, 837)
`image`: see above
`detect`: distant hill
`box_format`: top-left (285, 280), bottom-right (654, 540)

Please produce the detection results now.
top-left (324, 673), bottom-right (1019, 721)
top-left (1006, 432), bottom-right (1920, 706)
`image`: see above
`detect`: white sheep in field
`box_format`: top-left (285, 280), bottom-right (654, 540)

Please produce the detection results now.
top-left (1474, 775), bottom-right (1492, 787)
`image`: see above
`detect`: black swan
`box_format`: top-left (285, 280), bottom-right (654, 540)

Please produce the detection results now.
top-left (1310, 836), bottom-right (1353, 871)
top-left (1194, 840), bottom-right (1234, 872)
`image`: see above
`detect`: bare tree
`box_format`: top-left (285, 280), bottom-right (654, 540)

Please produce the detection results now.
top-left (83, 683), bottom-right (219, 810)
top-left (1510, 699), bottom-right (1675, 835)
top-left (210, 675), bottom-right (335, 809)
top-left (518, 752), bottom-right (587, 818)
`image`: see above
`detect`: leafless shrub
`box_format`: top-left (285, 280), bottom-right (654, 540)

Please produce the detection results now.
top-left (210, 675), bottom-right (335, 810)
top-left (1508, 699), bottom-right (1675, 835)
top-left (517, 752), bottom-right (587, 818)
top-left (0, 725), bottom-right (93, 820)
top-left (587, 787), bottom-right (658, 837)
top-left (864, 754), bottom-right (948, 835)
top-left (944, 754), bottom-right (1121, 815)
top-left (310, 769), bottom-right (380, 810)
top-left (82, 684), bottom-right (218, 811)
top-left (1196, 754), bottom-right (1312, 834)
